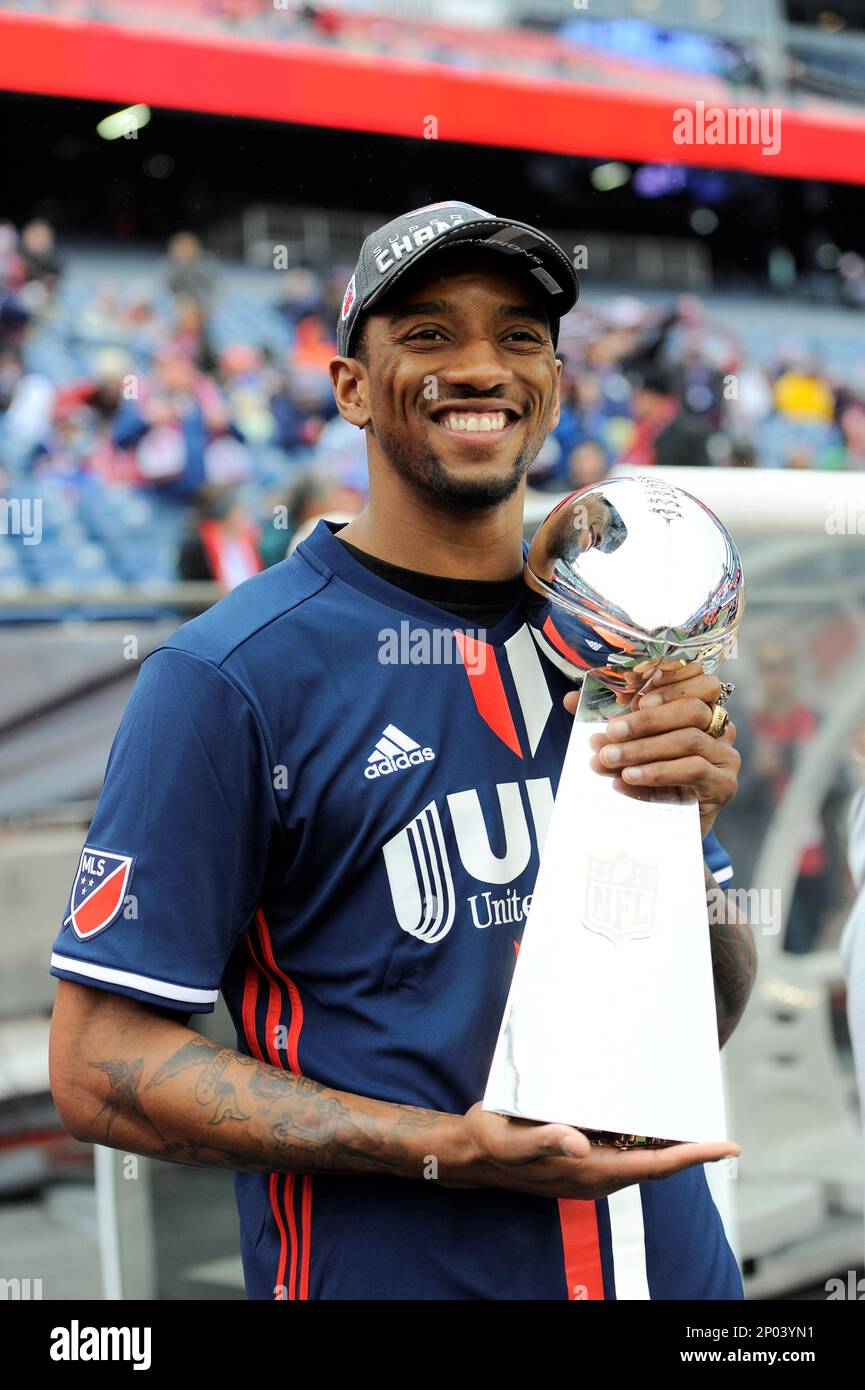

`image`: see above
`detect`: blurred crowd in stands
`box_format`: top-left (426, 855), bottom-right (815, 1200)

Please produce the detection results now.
top-left (1, 214), bottom-right (860, 954)
top-left (3, 217), bottom-right (865, 595)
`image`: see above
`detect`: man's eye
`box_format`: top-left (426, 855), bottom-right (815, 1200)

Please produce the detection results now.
top-left (407, 328), bottom-right (447, 342)
top-left (505, 331), bottom-right (541, 343)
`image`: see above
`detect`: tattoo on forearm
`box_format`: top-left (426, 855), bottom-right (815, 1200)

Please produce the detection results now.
top-left (249, 1068), bottom-right (323, 1104)
top-left (88, 1033), bottom-right (451, 1178)
top-left (146, 1035), bottom-right (250, 1125)
top-left (88, 1058), bottom-right (164, 1141)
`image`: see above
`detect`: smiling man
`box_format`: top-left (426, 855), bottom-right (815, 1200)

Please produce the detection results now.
top-left (49, 202), bottom-right (754, 1301)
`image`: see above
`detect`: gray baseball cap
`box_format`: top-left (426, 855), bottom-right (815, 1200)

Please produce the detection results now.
top-left (336, 200), bottom-right (579, 358)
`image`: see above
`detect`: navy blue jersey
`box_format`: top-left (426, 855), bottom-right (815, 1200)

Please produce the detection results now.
top-left (50, 520), bottom-right (742, 1301)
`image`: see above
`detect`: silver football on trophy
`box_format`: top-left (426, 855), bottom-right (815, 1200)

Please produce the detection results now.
top-left (524, 474), bottom-right (744, 692)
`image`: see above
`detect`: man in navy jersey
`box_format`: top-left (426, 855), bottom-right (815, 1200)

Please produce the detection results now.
top-left (49, 202), bottom-right (754, 1300)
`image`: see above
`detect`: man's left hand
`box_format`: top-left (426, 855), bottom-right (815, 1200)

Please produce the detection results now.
top-left (563, 660), bottom-right (740, 840)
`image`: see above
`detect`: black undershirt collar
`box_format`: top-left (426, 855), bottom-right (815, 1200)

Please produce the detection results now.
top-left (335, 536), bottom-right (524, 628)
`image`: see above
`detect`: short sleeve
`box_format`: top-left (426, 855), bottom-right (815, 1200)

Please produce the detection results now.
top-left (49, 647), bottom-right (280, 1013)
top-left (702, 827), bottom-right (734, 887)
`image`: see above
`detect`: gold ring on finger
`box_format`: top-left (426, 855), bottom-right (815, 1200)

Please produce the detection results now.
top-left (706, 703), bottom-right (729, 739)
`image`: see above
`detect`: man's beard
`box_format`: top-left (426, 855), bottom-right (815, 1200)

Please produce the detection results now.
top-left (374, 420), bottom-right (543, 511)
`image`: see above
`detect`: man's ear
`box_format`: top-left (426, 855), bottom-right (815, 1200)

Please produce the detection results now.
top-left (329, 356), bottom-right (370, 429)
top-left (550, 356), bottom-right (563, 432)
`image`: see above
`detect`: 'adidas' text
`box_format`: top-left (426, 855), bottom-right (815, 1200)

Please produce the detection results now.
top-left (366, 724), bottom-right (436, 780)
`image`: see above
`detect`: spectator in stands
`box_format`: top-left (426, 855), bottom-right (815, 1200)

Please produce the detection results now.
top-left (49, 348), bottom-right (141, 485)
top-left (726, 438), bottom-right (757, 467)
top-left (16, 219), bottom-right (63, 308)
top-left (566, 439), bottom-right (609, 489)
top-left (112, 348), bottom-right (251, 500)
top-left (620, 364), bottom-right (712, 468)
top-left (723, 358), bottom-right (774, 440)
top-left (785, 444), bottom-right (816, 470)
top-left (774, 352), bottom-right (835, 424)
top-left (821, 400), bottom-right (865, 470)
top-left (290, 312), bottom-right (337, 374)
top-left (275, 267), bottom-right (324, 327)
top-left (177, 486), bottom-right (263, 591)
top-left (54, 347), bottom-right (134, 426)
top-left (259, 470), bottom-right (363, 567)
top-left (217, 343), bottom-right (278, 446)
top-left (0, 346), bottom-right (55, 458)
top-left (0, 290), bottom-right (30, 351)
top-left (555, 373), bottom-right (611, 451)
top-left (75, 281), bottom-right (163, 352)
top-left (163, 231), bottom-right (216, 307)
top-left (169, 293), bottom-right (218, 374)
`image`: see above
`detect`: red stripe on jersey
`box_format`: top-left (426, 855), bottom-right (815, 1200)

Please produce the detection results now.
top-left (255, 909), bottom-right (312, 1300)
top-left (257, 941), bottom-right (284, 1068)
top-left (256, 909), bottom-right (304, 1071)
top-left (270, 1172), bottom-right (290, 1300)
top-left (243, 930), bottom-right (300, 1297)
top-left (542, 615), bottom-right (594, 671)
top-left (241, 958), bottom-right (264, 1062)
top-left (455, 631), bottom-right (523, 758)
top-left (558, 1199), bottom-right (605, 1300)
top-left (299, 1175), bottom-right (313, 1300)
top-left (282, 1174), bottom-right (300, 1301)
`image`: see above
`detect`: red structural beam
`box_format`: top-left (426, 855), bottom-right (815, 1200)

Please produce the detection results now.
top-left (2, 10), bottom-right (865, 184)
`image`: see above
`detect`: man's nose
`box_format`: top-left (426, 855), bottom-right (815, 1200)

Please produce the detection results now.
top-left (440, 337), bottom-right (515, 390)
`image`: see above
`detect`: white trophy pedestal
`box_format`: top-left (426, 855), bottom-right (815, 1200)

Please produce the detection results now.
top-left (483, 711), bottom-right (728, 1144)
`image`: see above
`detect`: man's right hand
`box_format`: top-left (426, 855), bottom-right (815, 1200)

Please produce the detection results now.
top-left (445, 1102), bottom-right (739, 1200)
top-left (50, 983), bottom-right (738, 1199)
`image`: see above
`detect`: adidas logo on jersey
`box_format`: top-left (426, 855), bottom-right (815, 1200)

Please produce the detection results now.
top-left (365, 724), bottom-right (435, 780)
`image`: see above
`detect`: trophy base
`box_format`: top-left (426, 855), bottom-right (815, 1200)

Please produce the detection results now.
top-left (582, 1129), bottom-right (681, 1150)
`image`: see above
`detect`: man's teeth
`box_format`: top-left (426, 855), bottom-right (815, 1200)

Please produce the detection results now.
top-left (440, 411), bottom-right (510, 433)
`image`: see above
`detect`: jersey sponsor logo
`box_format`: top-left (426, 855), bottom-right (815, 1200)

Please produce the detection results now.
top-left (382, 800), bottom-right (455, 942)
top-left (64, 847), bottom-right (135, 941)
top-left (467, 887), bottom-right (533, 929)
top-left (382, 777), bottom-right (553, 943)
top-left (365, 724), bottom-right (435, 780)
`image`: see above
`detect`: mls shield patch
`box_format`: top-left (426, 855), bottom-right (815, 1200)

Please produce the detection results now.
top-left (67, 847), bottom-right (135, 941)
